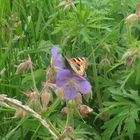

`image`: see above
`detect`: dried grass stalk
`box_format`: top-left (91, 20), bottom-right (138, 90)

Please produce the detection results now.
top-left (0, 94), bottom-right (59, 140)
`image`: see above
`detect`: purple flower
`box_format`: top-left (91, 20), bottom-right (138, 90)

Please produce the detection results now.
top-left (56, 69), bottom-right (91, 100)
top-left (51, 46), bottom-right (64, 69)
top-left (50, 46), bottom-right (92, 100)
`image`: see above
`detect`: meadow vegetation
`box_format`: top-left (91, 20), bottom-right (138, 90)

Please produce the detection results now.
top-left (1, 0), bottom-right (140, 140)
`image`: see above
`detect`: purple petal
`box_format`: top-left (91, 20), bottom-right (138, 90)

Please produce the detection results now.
top-left (51, 46), bottom-right (58, 59)
top-left (56, 56), bottom-right (64, 68)
top-left (56, 69), bottom-right (72, 80)
top-left (63, 86), bottom-right (77, 100)
top-left (56, 79), bottom-right (66, 88)
top-left (51, 46), bottom-right (64, 68)
top-left (73, 75), bottom-right (91, 94)
top-left (73, 74), bottom-right (86, 82)
top-left (78, 79), bottom-right (91, 94)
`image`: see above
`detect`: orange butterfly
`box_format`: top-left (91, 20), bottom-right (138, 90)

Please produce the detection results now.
top-left (64, 56), bottom-right (88, 76)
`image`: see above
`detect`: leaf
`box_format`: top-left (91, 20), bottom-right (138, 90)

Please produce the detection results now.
top-left (135, 61), bottom-right (140, 85)
top-left (102, 115), bottom-right (125, 140)
top-left (101, 88), bottom-right (139, 140)
top-left (127, 110), bottom-right (138, 140)
top-left (22, 69), bottom-right (46, 88)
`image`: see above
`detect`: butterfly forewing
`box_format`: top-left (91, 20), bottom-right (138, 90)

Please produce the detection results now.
top-left (64, 56), bottom-right (88, 76)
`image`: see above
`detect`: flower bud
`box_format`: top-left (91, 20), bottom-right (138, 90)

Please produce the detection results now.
top-left (122, 48), bottom-right (138, 67)
top-left (61, 106), bottom-right (69, 114)
top-left (126, 57), bottom-right (136, 67)
top-left (24, 91), bottom-right (41, 112)
top-left (125, 14), bottom-right (138, 26)
top-left (47, 67), bottom-right (56, 83)
top-left (15, 108), bottom-right (27, 118)
top-left (100, 57), bottom-right (111, 67)
top-left (55, 87), bottom-right (65, 100)
top-left (136, 2), bottom-right (140, 20)
top-left (16, 59), bottom-right (32, 74)
top-left (13, 34), bottom-right (25, 42)
top-left (63, 137), bottom-right (71, 140)
top-left (83, 91), bottom-right (92, 102)
top-left (65, 126), bottom-right (74, 133)
top-left (40, 89), bottom-right (53, 111)
top-left (99, 57), bottom-right (111, 72)
top-left (100, 113), bottom-right (110, 121)
top-left (79, 104), bottom-right (93, 117)
top-left (64, 0), bottom-right (73, 11)
top-left (75, 93), bottom-right (82, 105)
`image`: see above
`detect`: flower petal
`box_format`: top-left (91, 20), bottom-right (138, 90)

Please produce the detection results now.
top-left (51, 46), bottom-right (58, 59)
top-left (56, 69), bottom-right (72, 80)
top-left (56, 79), bottom-right (77, 100)
top-left (51, 46), bottom-right (64, 68)
top-left (78, 79), bottom-right (91, 94)
top-left (63, 86), bottom-right (77, 100)
top-left (56, 79), bottom-right (66, 88)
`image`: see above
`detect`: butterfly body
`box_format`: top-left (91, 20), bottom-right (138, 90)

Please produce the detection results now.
top-left (64, 56), bottom-right (88, 76)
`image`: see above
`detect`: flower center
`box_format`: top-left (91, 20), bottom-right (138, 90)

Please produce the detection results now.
top-left (65, 78), bottom-right (76, 90)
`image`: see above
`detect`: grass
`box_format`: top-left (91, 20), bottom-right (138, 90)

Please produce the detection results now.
top-left (1, 0), bottom-right (140, 139)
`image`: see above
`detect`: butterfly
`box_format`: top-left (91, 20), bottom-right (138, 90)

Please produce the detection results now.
top-left (64, 56), bottom-right (88, 76)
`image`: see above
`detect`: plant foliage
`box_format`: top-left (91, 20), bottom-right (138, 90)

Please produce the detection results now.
top-left (0, 0), bottom-right (140, 140)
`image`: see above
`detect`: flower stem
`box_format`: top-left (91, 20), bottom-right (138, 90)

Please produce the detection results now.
top-left (92, 48), bottom-right (103, 108)
top-left (43, 98), bottom-right (61, 137)
top-left (66, 100), bottom-right (74, 127)
top-left (61, 100), bottom-right (74, 138)
top-left (127, 24), bottom-right (132, 45)
top-left (29, 55), bottom-right (39, 93)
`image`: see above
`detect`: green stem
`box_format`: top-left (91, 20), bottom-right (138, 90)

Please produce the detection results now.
top-left (47, 120), bottom-right (61, 137)
top-left (92, 48), bottom-right (103, 109)
top-left (61, 101), bottom-right (74, 138)
top-left (120, 70), bottom-right (134, 89)
top-left (31, 124), bottom-right (42, 140)
top-left (45, 98), bottom-right (60, 117)
top-left (29, 55), bottom-right (39, 93)
top-left (65, 101), bottom-right (74, 128)
top-left (127, 24), bottom-right (132, 45)
top-left (43, 98), bottom-right (61, 137)
top-left (66, 104), bottom-right (72, 127)
top-left (4, 117), bottom-right (28, 140)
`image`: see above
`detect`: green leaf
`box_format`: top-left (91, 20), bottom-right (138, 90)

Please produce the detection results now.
top-left (127, 110), bottom-right (138, 140)
top-left (102, 115), bottom-right (125, 140)
top-left (22, 69), bottom-right (46, 88)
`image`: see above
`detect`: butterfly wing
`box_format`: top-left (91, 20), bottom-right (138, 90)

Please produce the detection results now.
top-left (64, 56), bottom-right (88, 76)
